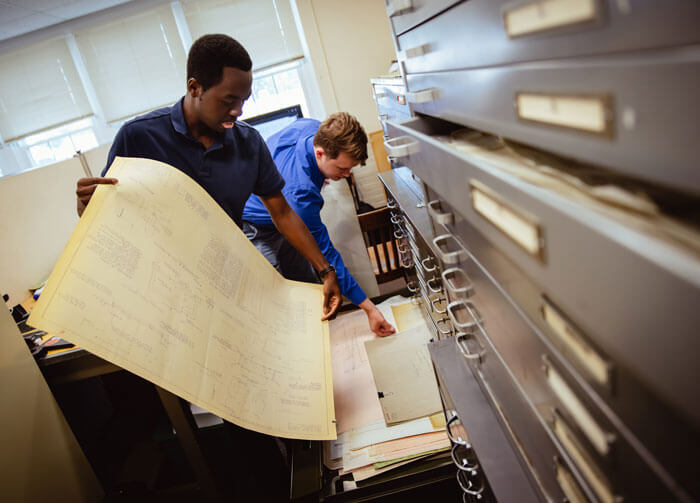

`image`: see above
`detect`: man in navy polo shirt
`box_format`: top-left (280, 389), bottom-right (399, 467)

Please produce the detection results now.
top-left (242, 113), bottom-right (396, 337)
top-left (75, 34), bottom-right (341, 319)
top-left (75, 33), bottom-right (339, 502)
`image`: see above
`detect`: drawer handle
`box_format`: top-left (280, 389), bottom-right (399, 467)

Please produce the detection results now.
top-left (427, 199), bottom-right (454, 225)
top-left (384, 136), bottom-right (420, 158)
top-left (406, 88), bottom-right (440, 104)
top-left (394, 229), bottom-right (404, 240)
top-left (421, 256), bottom-right (436, 272)
top-left (397, 243), bottom-right (408, 253)
top-left (378, 113), bottom-right (389, 121)
top-left (431, 297), bottom-right (447, 314)
top-left (433, 317), bottom-right (453, 337)
top-left (374, 91), bottom-right (387, 99)
top-left (456, 332), bottom-right (485, 362)
top-left (387, 0), bottom-right (412, 17)
top-left (390, 215), bottom-right (401, 225)
top-left (451, 443), bottom-right (478, 474)
top-left (442, 267), bottom-right (474, 299)
top-left (427, 277), bottom-right (442, 294)
top-left (387, 199), bottom-right (397, 209)
top-left (446, 413), bottom-right (469, 446)
top-left (433, 234), bottom-right (467, 264)
top-left (406, 281), bottom-right (418, 293)
top-left (456, 470), bottom-right (485, 497)
top-left (398, 43), bottom-right (428, 61)
top-left (447, 300), bottom-right (483, 332)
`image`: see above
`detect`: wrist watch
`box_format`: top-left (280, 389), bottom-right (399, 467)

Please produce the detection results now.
top-left (318, 265), bottom-right (336, 280)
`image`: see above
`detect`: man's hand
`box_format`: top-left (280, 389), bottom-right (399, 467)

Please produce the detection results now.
top-left (76, 177), bottom-right (118, 216)
top-left (359, 298), bottom-right (396, 337)
top-left (321, 271), bottom-right (342, 320)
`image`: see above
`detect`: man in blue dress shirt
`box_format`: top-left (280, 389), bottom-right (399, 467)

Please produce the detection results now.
top-left (242, 113), bottom-right (396, 337)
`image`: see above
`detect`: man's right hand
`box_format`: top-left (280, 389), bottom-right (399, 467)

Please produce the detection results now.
top-left (76, 177), bottom-right (118, 216)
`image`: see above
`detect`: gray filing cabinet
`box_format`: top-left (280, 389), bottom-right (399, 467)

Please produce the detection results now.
top-left (378, 0), bottom-right (700, 501)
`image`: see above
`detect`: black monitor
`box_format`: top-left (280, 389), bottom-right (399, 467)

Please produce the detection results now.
top-left (243, 105), bottom-right (303, 141)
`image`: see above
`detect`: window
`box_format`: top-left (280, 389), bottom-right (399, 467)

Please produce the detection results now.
top-left (241, 62), bottom-right (309, 120)
top-left (22, 118), bottom-right (99, 167)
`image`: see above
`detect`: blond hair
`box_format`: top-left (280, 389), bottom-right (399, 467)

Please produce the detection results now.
top-left (313, 112), bottom-right (368, 165)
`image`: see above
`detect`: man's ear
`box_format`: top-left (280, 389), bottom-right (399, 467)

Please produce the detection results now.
top-left (314, 146), bottom-right (325, 162)
top-left (187, 78), bottom-right (202, 98)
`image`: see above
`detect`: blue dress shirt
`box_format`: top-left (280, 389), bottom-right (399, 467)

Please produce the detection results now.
top-left (242, 119), bottom-right (367, 306)
top-left (102, 98), bottom-right (285, 228)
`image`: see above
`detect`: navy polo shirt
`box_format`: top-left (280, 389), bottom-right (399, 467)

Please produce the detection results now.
top-left (102, 98), bottom-right (285, 228)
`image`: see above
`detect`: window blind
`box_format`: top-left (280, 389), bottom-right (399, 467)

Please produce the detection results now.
top-left (181, 0), bottom-right (303, 70)
top-left (0, 37), bottom-right (92, 142)
top-left (74, 5), bottom-right (187, 123)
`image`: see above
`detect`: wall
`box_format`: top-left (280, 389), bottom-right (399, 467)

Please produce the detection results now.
top-left (0, 144), bottom-right (110, 305)
top-left (294, 0), bottom-right (396, 209)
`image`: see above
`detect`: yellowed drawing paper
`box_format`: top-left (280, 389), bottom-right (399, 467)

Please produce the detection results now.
top-left (29, 157), bottom-right (336, 440)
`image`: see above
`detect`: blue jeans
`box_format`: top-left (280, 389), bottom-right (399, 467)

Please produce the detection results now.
top-left (242, 221), bottom-right (319, 284)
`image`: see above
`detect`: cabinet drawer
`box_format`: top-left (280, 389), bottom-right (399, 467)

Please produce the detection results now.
top-left (405, 46), bottom-right (700, 195)
top-left (385, 116), bottom-right (700, 442)
top-left (398, 0), bottom-right (700, 74)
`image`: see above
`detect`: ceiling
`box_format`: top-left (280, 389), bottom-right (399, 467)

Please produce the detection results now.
top-left (0, 0), bottom-right (133, 42)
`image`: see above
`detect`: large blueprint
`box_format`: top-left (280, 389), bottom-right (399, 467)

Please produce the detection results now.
top-left (29, 157), bottom-right (336, 440)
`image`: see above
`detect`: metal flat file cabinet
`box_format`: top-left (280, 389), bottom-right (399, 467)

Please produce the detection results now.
top-left (378, 1), bottom-right (700, 501)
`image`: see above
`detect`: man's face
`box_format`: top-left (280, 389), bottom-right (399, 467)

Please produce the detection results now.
top-left (315, 148), bottom-right (357, 181)
top-left (190, 66), bottom-right (252, 133)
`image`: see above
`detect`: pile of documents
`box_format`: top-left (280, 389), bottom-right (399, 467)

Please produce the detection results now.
top-left (327, 297), bottom-right (450, 482)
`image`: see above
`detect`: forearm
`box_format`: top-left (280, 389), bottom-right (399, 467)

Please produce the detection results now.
top-left (270, 208), bottom-right (329, 272)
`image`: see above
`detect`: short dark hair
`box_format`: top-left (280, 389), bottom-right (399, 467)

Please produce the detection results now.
top-left (314, 113), bottom-right (368, 165)
top-left (187, 34), bottom-right (252, 91)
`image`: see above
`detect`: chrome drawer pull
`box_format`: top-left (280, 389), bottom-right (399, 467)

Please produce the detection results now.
top-left (446, 413), bottom-right (469, 446)
top-left (378, 113), bottom-right (389, 121)
top-left (457, 470), bottom-right (484, 497)
top-left (384, 136), bottom-right (420, 158)
top-left (393, 229), bottom-right (404, 240)
top-left (427, 277), bottom-right (442, 294)
top-left (455, 332), bottom-right (484, 362)
top-left (406, 281), bottom-right (418, 293)
top-left (447, 300), bottom-right (483, 332)
top-left (387, 0), bottom-right (412, 17)
top-left (406, 88), bottom-right (440, 104)
top-left (431, 297), bottom-right (447, 314)
top-left (390, 215), bottom-right (401, 225)
top-left (442, 267), bottom-right (474, 299)
top-left (433, 234), bottom-right (467, 264)
top-left (451, 443), bottom-right (478, 473)
top-left (387, 199), bottom-right (397, 209)
top-left (397, 243), bottom-right (408, 253)
top-left (427, 199), bottom-right (454, 225)
top-left (421, 256), bottom-right (436, 272)
top-left (427, 313), bottom-right (452, 338)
